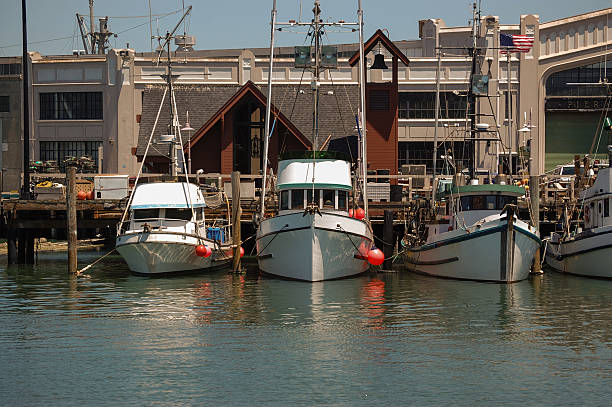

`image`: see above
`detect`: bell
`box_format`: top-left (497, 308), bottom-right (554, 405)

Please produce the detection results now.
top-left (370, 53), bottom-right (388, 70)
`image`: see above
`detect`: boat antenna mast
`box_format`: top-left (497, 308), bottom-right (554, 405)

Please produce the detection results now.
top-left (260, 0), bottom-right (278, 221)
top-left (467, 1), bottom-right (481, 181)
top-left (153, 6), bottom-right (192, 177)
top-left (259, 1), bottom-right (362, 219)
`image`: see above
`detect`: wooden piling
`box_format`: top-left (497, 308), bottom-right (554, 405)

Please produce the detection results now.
top-left (7, 214), bottom-right (17, 265)
top-left (530, 174), bottom-right (543, 274)
top-left (231, 171), bottom-right (242, 272)
top-left (383, 210), bottom-right (394, 269)
top-left (66, 166), bottom-right (77, 273)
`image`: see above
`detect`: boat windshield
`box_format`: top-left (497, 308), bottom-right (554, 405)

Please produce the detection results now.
top-left (165, 208), bottom-right (193, 221)
top-left (459, 195), bottom-right (516, 211)
top-left (133, 209), bottom-right (159, 220)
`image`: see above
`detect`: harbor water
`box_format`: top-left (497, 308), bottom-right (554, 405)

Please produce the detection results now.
top-left (2, 251), bottom-right (612, 406)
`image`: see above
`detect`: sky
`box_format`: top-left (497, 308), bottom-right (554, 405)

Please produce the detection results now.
top-left (0, 0), bottom-right (610, 56)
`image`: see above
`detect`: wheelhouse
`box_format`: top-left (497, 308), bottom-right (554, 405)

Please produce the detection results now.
top-left (276, 151), bottom-right (353, 214)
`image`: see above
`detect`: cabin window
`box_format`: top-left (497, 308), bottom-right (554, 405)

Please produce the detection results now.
top-left (459, 195), bottom-right (517, 211)
top-left (605, 198), bottom-right (610, 218)
top-left (306, 189), bottom-right (320, 206)
top-left (338, 191), bottom-right (347, 210)
top-left (196, 208), bottom-right (204, 221)
top-left (280, 190), bottom-right (289, 210)
top-left (291, 189), bottom-right (304, 209)
top-left (486, 196), bottom-right (497, 210)
top-left (165, 208), bottom-right (193, 221)
top-left (498, 195), bottom-right (517, 209)
top-left (323, 190), bottom-right (335, 209)
top-left (133, 209), bottom-right (159, 220)
top-left (599, 201), bottom-right (602, 214)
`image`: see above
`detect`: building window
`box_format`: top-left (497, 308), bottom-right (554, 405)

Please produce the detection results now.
top-left (40, 92), bottom-right (103, 120)
top-left (398, 92), bottom-right (467, 119)
top-left (40, 141), bottom-right (102, 171)
top-left (546, 61), bottom-right (612, 98)
top-left (399, 141), bottom-right (469, 174)
top-left (0, 96), bottom-right (8, 112)
top-left (0, 64), bottom-right (20, 75)
top-left (369, 90), bottom-right (389, 111)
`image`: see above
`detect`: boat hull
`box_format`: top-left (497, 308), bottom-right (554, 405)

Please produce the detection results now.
top-left (545, 227), bottom-right (612, 278)
top-left (256, 212), bottom-right (373, 282)
top-left (402, 221), bottom-right (541, 283)
top-left (116, 232), bottom-right (231, 275)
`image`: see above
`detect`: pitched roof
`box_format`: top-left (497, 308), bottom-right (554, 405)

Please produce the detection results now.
top-left (188, 81), bottom-right (310, 149)
top-left (137, 81), bottom-right (361, 156)
top-left (349, 29), bottom-right (410, 67)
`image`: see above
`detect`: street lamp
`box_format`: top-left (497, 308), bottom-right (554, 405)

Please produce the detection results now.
top-left (181, 111), bottom-right (195, 175)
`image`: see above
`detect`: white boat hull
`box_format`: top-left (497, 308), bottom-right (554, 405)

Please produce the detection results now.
top-left (545, 226), bottom-right (612, 278)
top-left (402, 219), bottom-right (541, 283)
top-left (256, 212), bottom-right (373, 282)
top-left (116, 232), bottom-right (231, 275)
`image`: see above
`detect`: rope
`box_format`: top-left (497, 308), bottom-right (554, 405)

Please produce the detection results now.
top-left (76, 248), bottom-right (117, 275)
top-left (257, 224), bottom-right (289, 255)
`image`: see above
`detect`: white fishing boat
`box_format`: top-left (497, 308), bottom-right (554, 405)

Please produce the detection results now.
top-left (255, 0), bottom-right (376, 281)
top-left (399, 3), bottom-right (540, 283)
top-left (402, 183), bottom-right (541, 282)
top-left (116, 182), bottom-right (232, 275)
top-left (546, 150), bottom-right (612, 277)
top-left (256, 152), bottom-right (374, 281)
top-left (116, 11), bottom-right (232, 275)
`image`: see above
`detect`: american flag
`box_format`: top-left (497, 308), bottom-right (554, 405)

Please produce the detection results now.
top-left (500, 33), bottom-right (534, 53)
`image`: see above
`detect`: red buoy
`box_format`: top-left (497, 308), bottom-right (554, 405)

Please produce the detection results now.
top-left (204, 246), bottom-right (212, 258)
top-left (355, 207), bottom-right (365, 220)
top-left (368, 248), bottom-right (384, 266)
top-left (348, 208), bottom-right (354, 218)
top-left (240, 246), bottom-right (245, 257)
top-left (195, 245), bottom-right (208, 257)
top-left (86, 190), bottom-right (94, 200)
top-left (77, 190), bottom-right (87, 200)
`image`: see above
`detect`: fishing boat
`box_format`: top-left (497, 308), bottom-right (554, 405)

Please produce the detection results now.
top-left (399, 3), bottom-right (541, 283)
top-left (116, 182), bottom-right (232, 275)
top-left (402, 183), bottom-right (541, 282)
top-left (255, 0), bottom-right (375, 281)
top-left (116, 9), bottom-right (232, 275)
top-left (546, 136), bottom-right (612, 277)
top-left (256, 152), bottom-right (374, 281)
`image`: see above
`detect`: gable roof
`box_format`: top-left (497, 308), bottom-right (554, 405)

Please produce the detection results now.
top-left (137, 82), bottom-right (361, 156)
top-left (349, 29), bottom-right (410, 67)
top-left (188, 81), bottom-right (310, 149)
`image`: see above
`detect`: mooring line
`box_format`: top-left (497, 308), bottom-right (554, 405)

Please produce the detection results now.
top-left (77, 249), bottom-right (117, 275)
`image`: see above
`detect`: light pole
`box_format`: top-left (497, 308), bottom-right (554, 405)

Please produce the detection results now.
top-left (181, 111), bottom-right (194, 175)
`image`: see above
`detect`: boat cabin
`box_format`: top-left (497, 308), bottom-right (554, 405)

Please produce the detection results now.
top-left (445, 184), bottom-right (525, 229)
top-left (127, 182), bottom-right (207, 234)
top-left (580, 167), bottom-right (612, 230)
top-left (276, 151), bottom-right (353, 214)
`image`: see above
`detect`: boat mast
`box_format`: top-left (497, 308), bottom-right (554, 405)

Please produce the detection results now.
top-left (432, 47), bottom-right (442, 204)
top-left (311, 1), bottom-right (321, 195)
top-left (166, 34), bottom-right (176, 177)
top-left (467, 2), bottom-right (480, 181)
top-left (260, 0), bottom-right (277, 220)
top-left (358, 0), bottom-right (368, 216)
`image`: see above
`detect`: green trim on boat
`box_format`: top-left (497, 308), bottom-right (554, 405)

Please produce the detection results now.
top-left (448, 184), bottom-right (525, 196)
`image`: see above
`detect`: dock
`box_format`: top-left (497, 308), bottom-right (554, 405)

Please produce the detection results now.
top-left (0, 170), bottom-right (586, 266)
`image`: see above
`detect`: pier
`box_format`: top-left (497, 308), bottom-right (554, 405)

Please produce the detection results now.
top-left (1, 170), bottom-right (584, 266)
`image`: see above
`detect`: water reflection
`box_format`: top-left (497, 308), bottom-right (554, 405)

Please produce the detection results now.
top-left (4, 252), bottom-right (612, 404)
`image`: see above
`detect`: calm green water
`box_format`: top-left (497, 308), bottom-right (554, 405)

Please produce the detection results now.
top-left (2, 251), bottom-right (612, 406)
